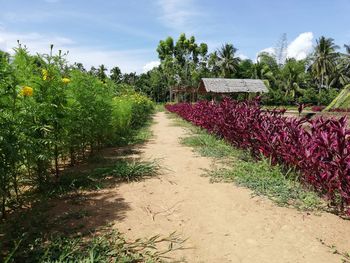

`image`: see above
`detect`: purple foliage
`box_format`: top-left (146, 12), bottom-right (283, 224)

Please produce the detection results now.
top-left (166, 99), bottom-right (350, 214)
top-left (311, 106), bottom-right (326, 112)
top-left (330, 108), bottom-right (350, 112)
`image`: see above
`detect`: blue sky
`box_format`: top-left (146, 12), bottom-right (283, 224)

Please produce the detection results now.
top-left (0, 0), bottom-right (349, 73)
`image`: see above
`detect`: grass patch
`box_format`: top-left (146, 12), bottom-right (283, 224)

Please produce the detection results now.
top-left (1, 157), bottom-right (167, 262)
top-left (262, 105), bottom-right (298, 110)
top-left (131, 120), bottom-right (154, 144)
top-left (155, 103), bottom-right (165, 112)
top-left (46, 159), bottom-right (160, 197)
top-left (115, 119), bottom-right (154, 146)
top-left (170, 113), bottom-right (324, 212)
top-left (181, 132), bottom-right (238, 159)
top-left (207, 159), bottom-right (324, 211)
top-left (166, 112), bottom-right (193, 129)
top-left (4, 229), bottom-right (186, 263)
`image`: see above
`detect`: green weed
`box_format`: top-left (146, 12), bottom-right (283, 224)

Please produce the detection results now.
top-left (173, 114), bottom-right (325, 212)
top-left (181, 133), bottom-right (237, 159)
top-left (4, 230), bottom-right (186, 263)
top-left (206, 159), bottom-right (324, 211)
top-left (46, 159), bottom-right (160, 197)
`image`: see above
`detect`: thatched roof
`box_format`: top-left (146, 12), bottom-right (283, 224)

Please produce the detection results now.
top-left (199, 78), bottom-right (268, 93)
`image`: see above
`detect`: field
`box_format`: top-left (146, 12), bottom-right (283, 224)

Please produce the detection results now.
top-left (1, 37), bottom-right (350, 262)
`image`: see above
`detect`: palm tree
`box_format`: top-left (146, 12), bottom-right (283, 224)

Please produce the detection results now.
top-left (343, 44), bottom-right (350, 76)
top-left (208, 51), bottom-right (220, 77)
top-left (97, 64), bottom-right (107, 81)
top-left (334, 44), bottom-right (350, 86)
top-left (110, 66), bottom-right (122, 84)
top-left (311, 36), bottom-right (339, 92)
top-left (345, 44), bottom-right (350, 55)
top-left (217, 43), bottom-right (240, 78)
top-left (73, 62), bottom-right (86, 72)
top-left (252, 62), bottom-right (275, 83)
top-left (280, 58), bottom-right (307, 99)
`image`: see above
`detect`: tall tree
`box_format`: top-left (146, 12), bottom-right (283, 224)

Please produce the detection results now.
top-left (97, 64), bottom-right (107, 81)
top-left (280, 58), bottom-right (307, 99)
top-left (341, 44), bottom-right (350, 82)
top-left (110, 66), bottom-right (122, 84)
top-left (157, 34), bottom-right (208, 101)
top-left (311, 36), bottom-right (339, 92)
top-left (208, 51), bottom-right (220, 77)
top-left (72, 62), bottom-right (86, 72)
top-left (274, 33), bottom-right (288, 65)
top-left (217, 43), bottom-right (240, 78)
top-left (122, 72), bottom-right (137, 85)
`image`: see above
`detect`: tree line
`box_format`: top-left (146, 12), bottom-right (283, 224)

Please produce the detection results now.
top-left (33, 33), bottom-right (349, 105)
top-left (111, 33), bottom-right (350, 105)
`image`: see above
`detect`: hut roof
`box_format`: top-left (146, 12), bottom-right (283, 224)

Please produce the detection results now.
top-left (199, 78), bottom-right (268, 93)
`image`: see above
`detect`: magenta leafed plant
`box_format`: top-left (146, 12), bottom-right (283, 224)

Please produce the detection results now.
top-left (165, 99), bottom-right (350, 215)
top-left (311, 105), bottom-right (326, 112)
top-left (330, 108), bottom-right (350, 112)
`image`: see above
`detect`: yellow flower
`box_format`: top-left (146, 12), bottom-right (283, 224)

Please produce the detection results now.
top-left (20, 86), bottom-right (33, 97)
top-left (62, 77), bottom-right (71, 84)
top-left (42, 69), bottom-right (48, 80)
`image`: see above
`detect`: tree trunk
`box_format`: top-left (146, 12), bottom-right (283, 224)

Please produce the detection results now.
top-left (169, 86), bottom-right (173, 102)
top-left (1, 196), bottom-right (6, 219)
top-left (70, 147), bottom-right (75, 167)
top-left (54, 145), bottom-right (59, 180)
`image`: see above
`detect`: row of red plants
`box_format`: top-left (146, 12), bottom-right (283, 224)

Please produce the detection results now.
top-left (166, 99), bottom-right (350, 215)
top-left (310, 106), bottom-right (350, 112)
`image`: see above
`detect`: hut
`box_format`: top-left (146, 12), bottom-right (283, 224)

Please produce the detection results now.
top-left (171, 85), bottom-right (197, 102)
top-left (198, 78), bottom-right (268, 99)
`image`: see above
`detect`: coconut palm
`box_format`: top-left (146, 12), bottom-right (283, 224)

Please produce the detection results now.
top-left (208, 51), bottom-right (220, 77)
top-left (217, 43), bottom-right (240, 78)
top-left (311, 36), bottom-right (339, 92)
top-left (327, 44), bottom-right (350, 87)
top-left (251, 62), bottom-right (275, 84)
top-left (280, 58), bottom-right (307, 99)
top-left (110, 66), bottom-right (122, 84)
top-left (343, 44), bottom-right (350, 77)
top-left (97, 64), bottom-right (107, 81)
top-left (345, 44), bottom-right (350, 55)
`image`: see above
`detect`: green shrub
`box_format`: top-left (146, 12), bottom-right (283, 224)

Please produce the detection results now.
top-left (0, 44), bottom-right (154, 218)
top-left (111, 93), bottom-right (154, 143)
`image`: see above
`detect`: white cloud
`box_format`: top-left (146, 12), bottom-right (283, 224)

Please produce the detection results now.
top-left (257, 32), bottom-right (314, 61)
top-left (142, 61), bottom-right (160, 73)
top-left (157, 0), bottom-right (199, 31)
top-left (0, 29), bottom-right (154, 73)
top-left (286, 32), bottom-right (313, 60)
top-left (258, 47), bottom-right (275, 56)
top-left (255, 47), bottom-right (275, 61)
top-left (237, 53), bottom-right (249, 60)
top-left (0, 30), bottom-right (75, 54)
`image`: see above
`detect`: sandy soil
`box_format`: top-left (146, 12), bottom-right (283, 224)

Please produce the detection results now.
top-left (110, 112), bottom-right (350, 262)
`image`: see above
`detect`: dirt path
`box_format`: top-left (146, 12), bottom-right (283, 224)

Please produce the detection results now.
top-left (114, 112), bottom-right (350, 262)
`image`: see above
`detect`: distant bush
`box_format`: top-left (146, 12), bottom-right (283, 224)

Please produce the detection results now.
top-left (111, 93), bottom-right (154, 142)
top-left (262, 87), bottom-right (339, 106)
